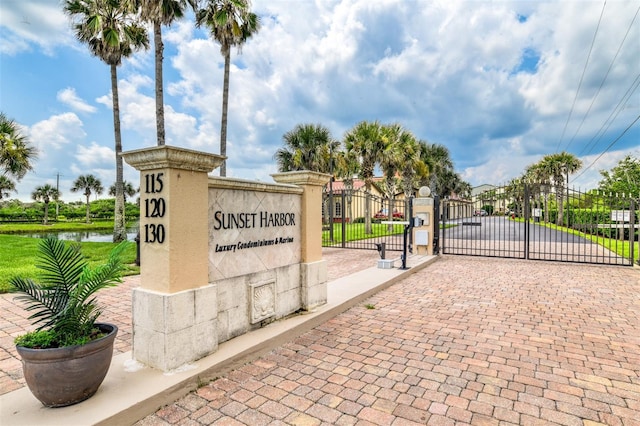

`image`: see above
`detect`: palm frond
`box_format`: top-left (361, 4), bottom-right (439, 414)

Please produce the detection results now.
top-left (11, 238), bottom-right (126, 346)
top-left (36, 238), bottom-right (86, 292)
top-left (10, 277), bottom-right (59, 330)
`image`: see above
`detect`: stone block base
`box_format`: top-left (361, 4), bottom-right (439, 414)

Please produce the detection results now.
top-left (378, 259), bottom-right (396, 269)
top-left (132, 285), bottom-right (218, 371)
top-left (300, 260), bottom-right (327, 310)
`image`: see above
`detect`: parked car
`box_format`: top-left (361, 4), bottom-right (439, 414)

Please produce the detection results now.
top-left (374, 208), bottom-right (404, 219)
top-left (473, 209), bottom-right (488, 216)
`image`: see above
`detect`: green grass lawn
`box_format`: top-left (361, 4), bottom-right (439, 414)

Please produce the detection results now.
top-left (0, 234), bottom-right (139, 293)
top-left (322, 221), bottom-right (457, 244)
top-left (0, 221), bottom-right (114, 234)
top-left (322, 222), bottom-right (406, 244)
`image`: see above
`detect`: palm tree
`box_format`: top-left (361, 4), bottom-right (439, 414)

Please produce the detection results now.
top-left (65, 0), bottom-right (149, 243)
top-left (196, 0), bottom-right (260, 176)
top-left (525, 162), bottom-right (552, 222)
top-left (275, 123), bottom-right (338, 227)
top-left (71, 174), bottom-right (104, 223)
top-left (455, 180), bottom-right (472, 200)
top-left (418, 141), bottom-right (454, 197)
top-left (274, 123), bottom-right (338, 173)
top-left (32, 184), bottom-right (60, 225)
top-left (344, 120), bottom-right (384, 234)
top-left (137, 0), bottom-right (198, 146)
top-left (109, 180), bottom-right (137, 202)
top-left (0, 176), bottom-right (16, 200)
top-left (397, 131), bottom-right (423, 200)
top-left (438, 169), bottom-right (469, 201)
top-left (538, 152), bottom-right (582, 225)
top-left (378, 124), bottom-right (406, 228)
top-left (1, 112), bottom-right (38, 182)
top-left (334, 149), bottom-right (360, 223)
top-left (505, 177), bottom-right (525, 217)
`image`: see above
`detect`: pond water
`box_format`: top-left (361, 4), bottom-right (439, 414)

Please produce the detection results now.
top-left (18, 230), bottom-right (139, 243)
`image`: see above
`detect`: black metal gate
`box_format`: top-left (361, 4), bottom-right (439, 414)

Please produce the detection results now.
top-left (322, 189), bottom-right (408, 251)
top-left (441, 184), bottom-right (637, 266)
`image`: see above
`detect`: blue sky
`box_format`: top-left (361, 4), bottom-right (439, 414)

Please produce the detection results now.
top-left (1, 0), bottom-right (639, 202)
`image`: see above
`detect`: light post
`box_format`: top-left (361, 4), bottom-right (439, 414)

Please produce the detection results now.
top-left (566, 168), bottom-right (569, 226)
top-left (329, 144), bottom-right (334, 242)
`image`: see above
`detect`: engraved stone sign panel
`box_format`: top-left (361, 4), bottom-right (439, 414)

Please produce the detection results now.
top-left (208, 179), bottom-right (302, 280)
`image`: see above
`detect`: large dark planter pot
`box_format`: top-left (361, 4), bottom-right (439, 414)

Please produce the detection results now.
top-left (16, 323), bottom-right (118, 408)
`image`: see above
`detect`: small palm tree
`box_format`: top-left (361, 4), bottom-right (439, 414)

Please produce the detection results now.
top-left (538, 152), bottom-right (582, 225)
top-left (196, 0), bottom-right (260, 176)
top-left (65, 0), bottom-right (149, 243)
top-left (0, 175), bottom-right (16, 200)
top-left (419, 141), bottom-right (454, 197)
top-left (0, 112), bottom-right (38, 181)
top-left (274, 123), bottom-right (338, 173)
top-left (344, 120), bottom-right (384, 234)
top-left (525, 162), bottom-right (552, 222)
top-left (109, 180), bottom-right (137, 202)
top-left (11, 238), bottom-right (125, 348)
top-left (334, 150), bottom-right (360, 223)
top-left (32, 184), bottom-right (60, 225)
top-left (71, 174), bottom-right (104, 223)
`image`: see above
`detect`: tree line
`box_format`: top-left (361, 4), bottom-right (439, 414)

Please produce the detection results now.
top-left (1, 170), bottom-right (138, 225)
top-left (0, 197), bottom-right (140, 224)
top-left (274, 122), bottom-right (471, 234)
top-left (490, 152), bottom-right (640, 227)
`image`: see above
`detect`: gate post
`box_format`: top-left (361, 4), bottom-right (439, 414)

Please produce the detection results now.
top-left (412, 186), bottom-right (435, 256)
top-left (122, 146), bottom-right (224, 370)
top-left (272, 171), bottom-right (331, 309)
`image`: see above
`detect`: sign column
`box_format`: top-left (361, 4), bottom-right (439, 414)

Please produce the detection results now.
top-left (122, 146), bottom-right (224, 370)
top-left (271, 171), bottom-right (331, 310)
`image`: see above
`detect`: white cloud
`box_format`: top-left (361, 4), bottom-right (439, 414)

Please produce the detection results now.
top-left (57, 88), bottom-right (97, 114)
top-left (0, 0), bottom-right (73, 55)
top-left (75, 142), bottom-right (114, 166)
top-left (28, 113), bottom-right (86, 150)
top-left (4, 0), bottom-right (640, 202)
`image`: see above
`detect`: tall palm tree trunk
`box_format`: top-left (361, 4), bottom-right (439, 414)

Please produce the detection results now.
top-left (220, 45), bottom-right (231, 176)
top-left (386, 178), bottom-right (395, 232)
top-left (364, 182), bottom-right (373, 235)
top-left (111, 63), bottom-right (127, 243)
top-left (154, 21), bottom-right (165, 146)
top-left (543, 192), bottom-right (549, 223)
top-left (85, 194), bottom-right (91, 224)
top-left (557, 190), bottom-right (565, 226)
top-left (43, 202), bottom-right (49, 226)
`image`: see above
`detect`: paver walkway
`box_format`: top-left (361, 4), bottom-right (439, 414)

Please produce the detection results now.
top-left (136, 256), bottom-right (640, 426)
top-left (0, 248), bottom-right (380, 395)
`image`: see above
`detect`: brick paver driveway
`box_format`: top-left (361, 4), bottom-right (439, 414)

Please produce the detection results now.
top-left (137, 256), bottom-right (640, 425)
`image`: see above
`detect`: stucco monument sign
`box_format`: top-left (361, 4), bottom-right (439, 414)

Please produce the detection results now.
top-left (122, 146), bottom-right (330, 371)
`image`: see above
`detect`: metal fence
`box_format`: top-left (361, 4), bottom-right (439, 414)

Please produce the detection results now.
top-left (322, 189), bottom-right (408, 251)
top-left (441, 185), bottom-right (637, 266)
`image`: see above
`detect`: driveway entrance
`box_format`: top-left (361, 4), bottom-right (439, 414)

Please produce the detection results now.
top-left (441, 185), bottom-right (637, 266)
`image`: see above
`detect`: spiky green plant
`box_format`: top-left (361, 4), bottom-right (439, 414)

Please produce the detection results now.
top-left (11, 238), bottom-right (126, 348)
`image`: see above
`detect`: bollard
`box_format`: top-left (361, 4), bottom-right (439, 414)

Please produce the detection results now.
top-left (375, 242), bottom-right (386, 260)
top-left (134, 232), bottom-right (140, 266)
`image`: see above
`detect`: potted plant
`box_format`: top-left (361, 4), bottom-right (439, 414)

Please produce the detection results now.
top-left (10, 237), bottom-right (126, 407)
